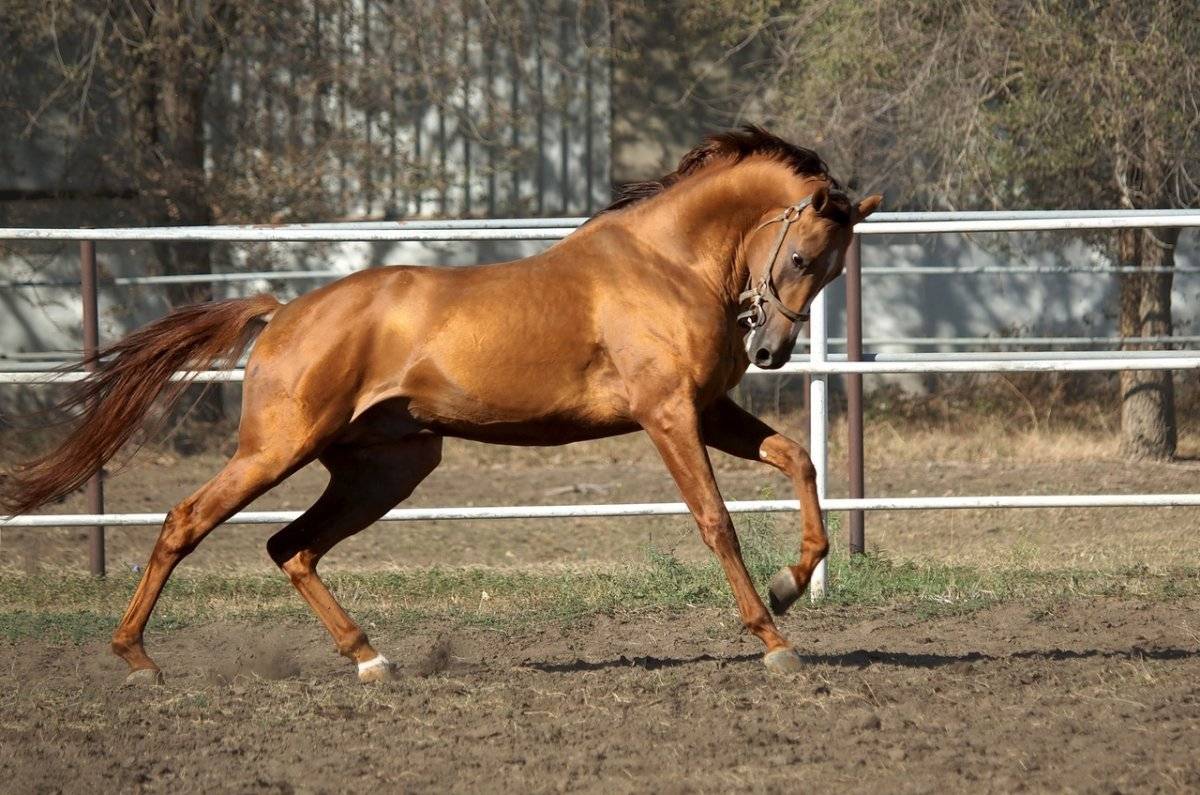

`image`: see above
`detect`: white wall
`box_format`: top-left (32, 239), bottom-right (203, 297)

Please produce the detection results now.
top-left (4, 228), bottom-right (1197, 367)
top-left (824, 231), bottom-right (1200, 348)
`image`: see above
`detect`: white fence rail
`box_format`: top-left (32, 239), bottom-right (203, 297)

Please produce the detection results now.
top-left (4, 208), bottom-right (1200, 241)
top-left (4, 265), bottom-right (1195, 291)
top-left (5, 492), bottom-right (1200, 530)
top-left (3, 210), bottom-right (1199, 596)
top-left (3, 351), bottom-right (1197, 385)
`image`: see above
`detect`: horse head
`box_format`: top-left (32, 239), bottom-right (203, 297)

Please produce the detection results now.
top-left (740, 185), bottom-right (882, 369)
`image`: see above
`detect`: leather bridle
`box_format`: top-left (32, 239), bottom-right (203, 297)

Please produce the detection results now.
top-left (737, 195), bottom-right (816, 330)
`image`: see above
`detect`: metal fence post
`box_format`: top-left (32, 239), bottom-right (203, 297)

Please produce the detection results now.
top-left (808, 286), bottom-right (829, 600)
top-left (846, 235), bottom-right (865, 554)
top-left (802, 320), bottom-right (811, 416)
top-left (80, 240), bottom-right (106, 576)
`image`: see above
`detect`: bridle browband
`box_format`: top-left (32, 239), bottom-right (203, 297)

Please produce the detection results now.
top-left (737, 195), bottom-right (815, 330)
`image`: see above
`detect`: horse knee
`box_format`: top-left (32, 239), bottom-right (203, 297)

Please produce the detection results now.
top-left (763, 438), bottom-right (816, 482)
top-left (785, 446), bottom-right (817, 483)
top-left (698, 515), bottom-right (738, 551)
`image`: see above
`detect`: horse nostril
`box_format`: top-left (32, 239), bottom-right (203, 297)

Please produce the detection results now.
top-left (754, 348), bottom-right (773, 366)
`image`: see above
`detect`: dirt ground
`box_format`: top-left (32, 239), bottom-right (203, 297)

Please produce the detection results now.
top-left (4, 425), bottom-right (1200, 792)
top-left (1, 598), bottom-right (1198, 793)
top-left (5, 429), bottom-right (1200, 575)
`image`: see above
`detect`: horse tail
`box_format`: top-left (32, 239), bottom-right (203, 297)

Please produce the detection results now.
top-left (1, 293), bottom-right (282, 516)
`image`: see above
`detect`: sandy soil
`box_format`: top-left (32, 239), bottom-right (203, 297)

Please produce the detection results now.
top-left (5, 432), bottom-right (1200, 575)
top-left (2, 598), bottom-right (1198, 793)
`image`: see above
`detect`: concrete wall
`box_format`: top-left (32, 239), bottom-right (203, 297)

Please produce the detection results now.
top-left (5, 230), bottom-right (1197, 366)
top-left (828, 232), bottom-right (1200, 347)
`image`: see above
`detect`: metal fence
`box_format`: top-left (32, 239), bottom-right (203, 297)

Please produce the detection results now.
top-left (3, 209), bottom-right (1200, 596)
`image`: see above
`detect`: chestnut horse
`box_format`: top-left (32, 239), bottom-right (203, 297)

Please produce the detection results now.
top-left (3, 126), bottom-right (881, 683)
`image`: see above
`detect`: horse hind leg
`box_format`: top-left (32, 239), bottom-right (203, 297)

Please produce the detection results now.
top-left (265, 435), bottom-right (443, 683)
top-left (111, 449), bottom-right (299, 685)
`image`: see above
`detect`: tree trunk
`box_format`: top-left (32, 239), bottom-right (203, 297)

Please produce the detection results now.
top-left (1118, 227), bottom-right (1179, 461)
top-left (157, 77), bottom-right (215, 307)
top-left (146, 2), bottom-right (226, 426)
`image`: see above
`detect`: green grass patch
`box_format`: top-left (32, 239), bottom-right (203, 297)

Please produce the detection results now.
top-left (3, 513), bottom-right (1199, 643)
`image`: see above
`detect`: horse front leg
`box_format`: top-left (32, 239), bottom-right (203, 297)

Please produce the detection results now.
top-left (637, 395), bottom-right (804, 674)
top-left (701, 396), bottom-right (829, 615)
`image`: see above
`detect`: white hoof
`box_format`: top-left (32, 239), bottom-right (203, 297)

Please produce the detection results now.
top-left (763, 648), bottom-right (804, 675)
top-left (356, 654), bottom-right (395, 684)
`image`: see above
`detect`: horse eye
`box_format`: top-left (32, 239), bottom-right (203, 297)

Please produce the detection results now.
top-left (791, 252), bottom-right (805, 268)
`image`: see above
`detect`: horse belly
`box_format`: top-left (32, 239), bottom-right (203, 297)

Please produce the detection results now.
top-left (411, 392), bottom-right (637, 445)
top-left (402, 358), bottom-right (635, 445)
top-left (426, 414), bottom-right (639, 446)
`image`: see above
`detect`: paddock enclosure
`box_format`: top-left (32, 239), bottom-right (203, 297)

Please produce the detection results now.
top-left (3, 212), bottom-right (1200, 792)
top-left (4, 210), bottom-right (1200, 575)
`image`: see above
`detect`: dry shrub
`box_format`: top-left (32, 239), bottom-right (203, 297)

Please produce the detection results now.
top-left (841, 370), bottom-right (1200, 463)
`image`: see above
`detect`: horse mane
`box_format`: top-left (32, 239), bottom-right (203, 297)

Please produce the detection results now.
top-left (596, 125), bottom-right (839, 217)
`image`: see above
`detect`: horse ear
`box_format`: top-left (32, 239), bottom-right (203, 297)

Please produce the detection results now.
top-left (854, 194), bottom-right (883, 221)
top-left (811, 185), bottom-right (830, 215)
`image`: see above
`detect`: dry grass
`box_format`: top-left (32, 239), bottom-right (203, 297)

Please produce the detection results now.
top-left (5, 520), bottom-right (1200, 645)
top-left (6, 370), bottom-right (1200, 578)
top-left (801, 370), bottom-right (1200, 465)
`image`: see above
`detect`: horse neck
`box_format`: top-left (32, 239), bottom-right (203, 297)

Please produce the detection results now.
top-left (629, 162), bottom-right (827, 303)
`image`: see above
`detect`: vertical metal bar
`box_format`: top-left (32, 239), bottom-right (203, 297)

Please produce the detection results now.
top-left (362, 0), bottom-right (374, 214)
top-left (80, 240), bottom-right (105, 577)
top-left (802, 321), bottom-right (811, 415)
top-left (533, 0), bottom-right (545, 215)
top-left (509, 26), bottom-right (521, 211)
top-left (583, 3), bottom-right (594, 215)
top-left (438, 99), bottom-right (448, 215)
top-left (386, 4), bottom-right (398, 215)
top-left (413, 97), bottom-right (423, 215)
top-left (808, 286), bottom-right (828, 600)
top-left (484, 18), bottom-right (497, 217)
top-left (337, 0), bottom-right (349, 208)
top-left (558, 4), bottom-right (570, 215)
top-left (461, 1), bottom-right (472, 216)
top-left (846, 234), bottom-right (865, 555)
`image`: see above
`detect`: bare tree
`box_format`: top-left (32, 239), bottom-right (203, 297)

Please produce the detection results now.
top-left (975, 2), bottom-right (1196, 460)
top-left (3, 0), bottom-right (611, 227)
top-left (2, 0), bottom-right (606, 421)
top-left (3, 1), bottom-right (246, 421)
top-left (696, 0), bottom-right (1200, 459)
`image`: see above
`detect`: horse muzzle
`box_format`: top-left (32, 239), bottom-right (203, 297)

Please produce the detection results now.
top-left (746, 324), bottom-right (796, 370)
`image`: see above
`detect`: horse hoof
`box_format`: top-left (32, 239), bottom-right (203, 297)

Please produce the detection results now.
top-left (768, 568), bottom-right (801, 616)
top-left (763, 648), bottom-right (804, 675)
top-left (356, 654), bottom-right (396, 684)
top-left (124, 667), bottom-right (164, 687)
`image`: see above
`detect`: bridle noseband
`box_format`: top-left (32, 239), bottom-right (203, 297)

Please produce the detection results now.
top-left (737, 195), bottom-right (814, 331)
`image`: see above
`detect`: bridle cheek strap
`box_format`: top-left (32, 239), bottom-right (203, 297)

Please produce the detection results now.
top-left (738, 196), bottom-right (814, 330)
